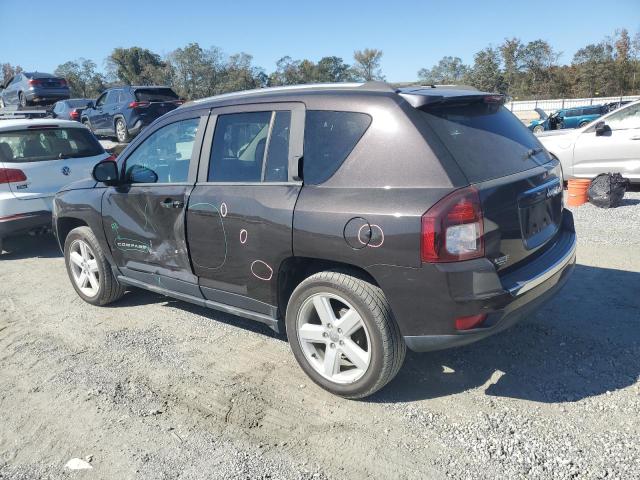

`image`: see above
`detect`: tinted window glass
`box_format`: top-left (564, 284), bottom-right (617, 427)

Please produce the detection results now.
top-left (0, 128), bottom-right (103, 163)
top-left (265, 111), bottom-right (291, 182)
top-left (419, 103), bottom-right (546, 183)
top-left (135, 88), bottom-right (178, 102)
top-left (105, 90), bottom-right (119, 104)
top-left (95, 93), bottom-right (107, 107)
top-left (66, 99), bottom-right (90, 108)
top-left (208, 112), bottom-right (271, 182)
top-left (125, 118), bottom-right (199, 183)
top-left (303, 111), bottom-right (371, 185)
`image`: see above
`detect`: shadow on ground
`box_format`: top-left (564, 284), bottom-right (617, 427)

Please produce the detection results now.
top-left (0, 234), bottom-right (61, 260)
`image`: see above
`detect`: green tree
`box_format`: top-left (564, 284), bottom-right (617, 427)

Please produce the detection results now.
top-left (2, 63), bottom-right (23, 85)
top-left (352, 48), bottom-right (384, 81)
top-left (167, 43), bottom-right (224, 99)
top-left (417, 56), bottom-right (469, 84)
top-left (499, 38), bottom-right (524, 96)
top-left (572, 42), bottom-right (614, 97)
top-left (54, 58), bottom-right (105, 98)
top-left (221, 52), bottom-right (266, 92)
top-left (520, 40), bottom-right (560, 97)
top-left (107, 47), bottom-right (170, 85)
top-left (316, 56), bottom-right (353, 82)
top-left (467, 47), bottom-right (506, 93)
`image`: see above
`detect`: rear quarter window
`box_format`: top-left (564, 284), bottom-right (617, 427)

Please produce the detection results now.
top-left (0, 127), bottom-right (104, 163)
top-left (419, 103), bottom-right (547, 183)
top-left (303, 111), bottom-right (371, 185)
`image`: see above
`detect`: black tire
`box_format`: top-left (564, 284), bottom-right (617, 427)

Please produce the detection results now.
top-left (578, 121), bottom-right (589, 128)
top-left (286, 270), bottom-right (406, 399)
top-left (19, 92), bottom-right (28, 108)
top-left (115, 118), bottom-right (131, 143)
top-left (533, 125), bottom-right (544, 134)
top-left (64, 226), bottom-right (125, 306)
top-left (82, 118), bottom-right (92, 131)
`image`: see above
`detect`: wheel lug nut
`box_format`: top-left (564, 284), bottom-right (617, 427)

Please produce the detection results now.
top-left (327, 323), bottom-right (332, 329)
top-left (322, 332), bottom-right (328, 338)
top-left (330, 343), bottom-right (335, 348)
top-left (337, 328), bottom-right (342, 334)
top-left (339, 340), bottom-right (344, 346)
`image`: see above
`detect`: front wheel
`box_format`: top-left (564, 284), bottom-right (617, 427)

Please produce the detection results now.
top-left (64, 226), bottom-right (125, 306)
top-left (115, 118), bottom-right (131, 143)
top-left (286, 271), bottom-right (406, 399)
top-left (533, 125), bottom-right (544, 134)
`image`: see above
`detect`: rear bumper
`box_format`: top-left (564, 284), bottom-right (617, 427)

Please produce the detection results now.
top-left (369, 210), bottom-right (577, 352)
top-left (25, 88), bottom-right (70, 102)
top-left (0, 210), bottom-right (52, 239)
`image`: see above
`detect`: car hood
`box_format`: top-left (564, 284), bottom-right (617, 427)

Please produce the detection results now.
top-left (534, 107), bottom-right (548, 120)
top-left (57, 177), bottom-right (99, 193)
top-left (537, 129), bottom-right (574, 138)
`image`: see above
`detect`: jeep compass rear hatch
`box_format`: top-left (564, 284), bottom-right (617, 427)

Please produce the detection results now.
top-left (408, 91), bottom-right (563, 271)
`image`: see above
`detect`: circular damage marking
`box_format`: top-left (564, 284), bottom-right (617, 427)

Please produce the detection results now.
top-left (368, 224), bottom-right (385, 248)
top-left (251, 260), bottom-right (273, 281)
top-left (220, 202), bottom-right (228, 217)
top-left (357, 224), bottom-right (371, 246)
top-left (239, 229), bottom-right (248, 244)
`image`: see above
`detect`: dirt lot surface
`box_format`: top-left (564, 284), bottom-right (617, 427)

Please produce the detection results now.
top-left (1, 203), bottom-right (639, 479)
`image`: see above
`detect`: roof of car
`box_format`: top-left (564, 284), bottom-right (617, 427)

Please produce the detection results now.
top-left (0, 118), bottom-right (86, 132)
top-left (181, 82), bottom-right (487, 111)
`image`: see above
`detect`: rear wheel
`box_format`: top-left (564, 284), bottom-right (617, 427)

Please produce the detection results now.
top-left (286, 271), bottom-right (406, 399)
top-left (578, 121), bottom-right (589, 128)
top-left (115, 118), bottom-right (131, 143)
top-left (0, 97), bottom-right (4, 108)
top-left (19, 92), bottom-right (28, 108)
top-left (64, 226), bottom-right (125, 306)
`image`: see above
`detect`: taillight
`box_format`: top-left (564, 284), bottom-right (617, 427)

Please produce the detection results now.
top-left (128, 101), bottom-right (150, 108)
top-left (69, 109), bottom-right (80, 119)
top-left (174, 100), bottom-right (185, 105)
top-left (0, 168), bottom-right (27, 184)
top-left (421, 186), bottom-right (484, 262)
top-left (59, 79), bottom-right (67, 87)
top-left (28, 79), bottom-right (42, 86)
top-left (455, 313), bottom-right (487, 330)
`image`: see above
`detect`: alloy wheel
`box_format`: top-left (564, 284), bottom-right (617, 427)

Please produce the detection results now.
top-left (296, 293), bottom-right (372, 384)
top-left (116, 120), bottom-right (127, 142)
top-left (68, 239), bottom-right (100, 297)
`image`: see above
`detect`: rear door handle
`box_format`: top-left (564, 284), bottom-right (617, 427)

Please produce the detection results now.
top-left (630, 135), bottom-right (640, 140)
top-left (160, 198), bottom-right (184, 209)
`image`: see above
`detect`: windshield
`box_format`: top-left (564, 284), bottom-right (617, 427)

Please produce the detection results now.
top-left (0, 127), bottom-right (104, 163)
top-left (419, 102), bottom-right (548, 183)
top-left (134, 88), bottom-right (179, 102)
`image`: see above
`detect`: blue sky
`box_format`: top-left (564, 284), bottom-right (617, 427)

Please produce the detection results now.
top-left (0, 0), bottom-right (638, 81)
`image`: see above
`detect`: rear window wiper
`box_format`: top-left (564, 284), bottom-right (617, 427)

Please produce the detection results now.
top-left (523, 147), bottom-right (543, 160)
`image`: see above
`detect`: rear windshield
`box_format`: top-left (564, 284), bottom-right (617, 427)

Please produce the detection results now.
top-left (134, 88), bottom-right (179, 102)
top-left (0, 127), bottom-right (104, 163)
top-left (419, 102), bottom-right (547, 183)
top-left (66, 99), bottom-right (91, 108)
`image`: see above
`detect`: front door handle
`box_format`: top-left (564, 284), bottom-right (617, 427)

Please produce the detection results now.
top-left (160, 198), bottom-right (184, 209)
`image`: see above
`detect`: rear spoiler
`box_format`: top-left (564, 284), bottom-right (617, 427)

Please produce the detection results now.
top-left (397, 88), bottom-right (505, 109)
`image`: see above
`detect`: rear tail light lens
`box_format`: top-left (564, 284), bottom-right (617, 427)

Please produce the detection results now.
top-left (69, 109), bottom-right (80, 119)
top-left (128, 101), bottom-right (150, 108)
top-left (174, 99), bottom-right (185, 105)
top-left (28, 79), bottom-right (42, 86)
top-left (0, 168), bottom-right (27, 184)
top-left (59, 79), bottom-right (67, 87)
top-left (455, 313), bottom-right (487, 330)
top-left (421, 186), bottom-right (484, 262)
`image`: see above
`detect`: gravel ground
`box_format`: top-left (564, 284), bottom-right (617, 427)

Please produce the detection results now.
top-left (0, 200), bottom-right (639, 479)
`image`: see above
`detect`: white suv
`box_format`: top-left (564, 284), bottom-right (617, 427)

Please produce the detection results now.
top-left (538, 100), bottom-right (640, 183)
top-left (0, 118), bottom-right (109, 252)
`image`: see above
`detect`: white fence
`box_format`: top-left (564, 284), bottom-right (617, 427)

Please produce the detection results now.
top-left (505, 95), bottom-right (640, 113)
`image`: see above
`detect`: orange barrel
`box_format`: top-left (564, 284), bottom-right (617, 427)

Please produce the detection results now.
top-left (567, 178), bottom-right (591, 206)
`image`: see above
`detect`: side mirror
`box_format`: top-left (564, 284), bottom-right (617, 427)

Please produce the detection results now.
top-left (92, 160), bottom-right (119, 185)
top-left (127, 164), bottom-right (158, 184)
top-left (595, 121), bottom-right (611, 136)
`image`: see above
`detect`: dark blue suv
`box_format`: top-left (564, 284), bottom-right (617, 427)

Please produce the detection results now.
top-left (81, 86), bottom-right (182, 143)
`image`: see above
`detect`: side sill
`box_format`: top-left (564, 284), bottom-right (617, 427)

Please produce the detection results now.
top-left (116, 275), bottom-right (280, 333)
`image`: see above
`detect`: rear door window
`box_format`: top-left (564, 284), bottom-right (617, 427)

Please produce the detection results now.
top-left (419, 103), bottom-right (547, 183)
top-left (303, 111), bottom-right (371, 185)
top-left (0, 127), bottom-right (104, 163)
top-left (208, 112), bottom-right (271, 182)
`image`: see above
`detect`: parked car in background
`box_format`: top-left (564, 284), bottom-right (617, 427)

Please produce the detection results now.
top-left (0, 118), bottom-right (110, 252)
top-left (538, 100), bottom-right (640, 182)
top-left (51, 99), bottom-right (93, 122)
top-left (54, 82), bottom-right (575, 398)
top-left (529, 105), bottom-right (607, 133)
top-left (81, 86), bottom-right (182, 143)
top-left (0, 72), bottom-right (70, 108)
